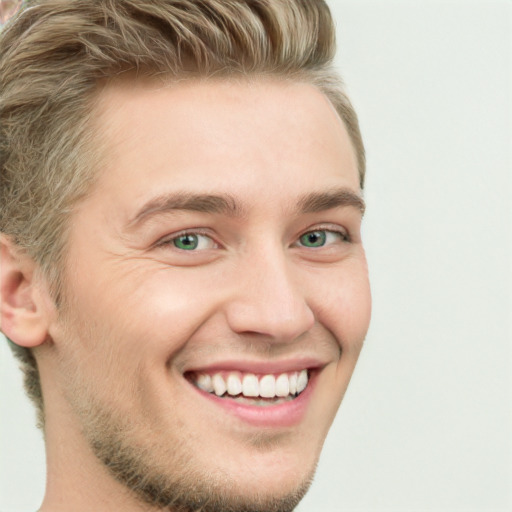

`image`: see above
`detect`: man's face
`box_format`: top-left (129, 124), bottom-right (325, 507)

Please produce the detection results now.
top-left (47, 79), bottom-right (371, 511)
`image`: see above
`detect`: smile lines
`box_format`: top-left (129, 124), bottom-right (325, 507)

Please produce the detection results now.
top-left (189, 370), bottom-right (309, 399)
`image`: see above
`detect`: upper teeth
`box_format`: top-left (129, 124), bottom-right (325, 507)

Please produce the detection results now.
top-left (194, 370), bottom-right (309, 399)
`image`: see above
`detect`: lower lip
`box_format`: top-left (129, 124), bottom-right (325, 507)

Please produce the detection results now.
top-left (188, 374), bottom-right (316, 428)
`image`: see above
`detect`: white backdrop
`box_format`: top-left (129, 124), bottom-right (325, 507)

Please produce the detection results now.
top-left (1, 1), bottom-right (510, 511)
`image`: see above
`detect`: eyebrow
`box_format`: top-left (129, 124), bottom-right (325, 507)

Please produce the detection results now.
top-left (297, 188), bottom-right (366, 216)
top-left (127, 192), bottom-right (244, 228)
top-left (127, 187), bottom-right (365, 228)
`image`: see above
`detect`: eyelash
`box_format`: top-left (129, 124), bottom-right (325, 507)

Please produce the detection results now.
top-left (156, 229), bottom-right (216, 250)
top-left (156, 226), bottom-right (350, 251)
top-left (296, 226), bottom-right (351, 248)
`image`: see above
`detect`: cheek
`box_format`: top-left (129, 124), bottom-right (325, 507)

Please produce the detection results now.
top-left (306, 269), bottom-right (371, 430)
top-left (120, 270), bottom-right (222, 354)
top-left (313, 265), bottom-right (371, 348)
top-left (344, 273), bottom-right (372, 339)
top-left (54, 262), bottom-right (223, 417)
top-left (69, 260), bottom-right (219, 356)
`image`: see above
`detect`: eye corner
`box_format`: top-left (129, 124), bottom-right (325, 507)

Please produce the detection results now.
top-left (296, 227), bottom-right (351, 249)
top-left (154, 230), bottom-right (220, 252)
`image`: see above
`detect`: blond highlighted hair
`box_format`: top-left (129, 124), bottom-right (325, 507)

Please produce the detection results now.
top-left (0, 0), bottom-right (365, 427)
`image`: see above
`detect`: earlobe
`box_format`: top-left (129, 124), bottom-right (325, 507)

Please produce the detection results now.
top-left (0, 236), bottom-right (50, 348)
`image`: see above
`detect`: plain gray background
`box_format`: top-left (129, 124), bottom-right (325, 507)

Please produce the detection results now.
top-left (1, 1), bottom-right (511, 511)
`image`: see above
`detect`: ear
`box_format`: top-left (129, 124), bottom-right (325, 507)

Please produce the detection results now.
top-left (0, 235), bottom-right (51, 348)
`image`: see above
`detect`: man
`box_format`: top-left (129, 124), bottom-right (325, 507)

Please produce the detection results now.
top-left (0, 1), bottom-right (371, 511)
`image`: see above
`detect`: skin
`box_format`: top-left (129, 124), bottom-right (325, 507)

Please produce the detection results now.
top-left (0, 78), bottom-right (371, 511)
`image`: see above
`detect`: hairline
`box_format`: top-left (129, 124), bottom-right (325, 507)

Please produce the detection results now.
top-left (56, 71), bottom-right (365, 295)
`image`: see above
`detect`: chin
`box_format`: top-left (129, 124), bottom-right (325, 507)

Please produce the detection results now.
top-left (195, 433), bottom-right (322, 508)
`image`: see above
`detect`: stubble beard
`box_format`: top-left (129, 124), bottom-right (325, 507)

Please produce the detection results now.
top-left (76, 400), bottom-right (314, 512)
top-left (56, 301), bottom-right (317, 512)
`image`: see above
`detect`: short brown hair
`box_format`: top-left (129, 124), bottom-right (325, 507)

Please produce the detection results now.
top-left (0, 0), bottom-right (365, 427)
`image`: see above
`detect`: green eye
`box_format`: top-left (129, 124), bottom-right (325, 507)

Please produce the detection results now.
top-left (173, 234), bottom-right (199, 250)
top-left (299, 230), bottom-right (327, 248)
top-left (169, 232), bottom-right (217, 251)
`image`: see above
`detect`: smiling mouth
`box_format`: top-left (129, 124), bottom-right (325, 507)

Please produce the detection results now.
top-left (186, 370), bottom-right (309, 406)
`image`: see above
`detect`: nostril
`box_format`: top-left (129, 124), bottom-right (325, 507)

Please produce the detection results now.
top-left (224, 299), bottom-right (315, 343)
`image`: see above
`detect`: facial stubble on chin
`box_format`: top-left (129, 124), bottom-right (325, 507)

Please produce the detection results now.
top-left (76, 398), bottom-right (316, 512)
top-left (56, 307), bottom-right (322, 512)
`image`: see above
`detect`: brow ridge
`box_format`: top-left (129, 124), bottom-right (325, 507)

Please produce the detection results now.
top-left (128, 192), bottom-right (244, 227)
top-left (128, 187), bottom-right (365, 229)
top-left (297, 188), bottom-right (366, 215)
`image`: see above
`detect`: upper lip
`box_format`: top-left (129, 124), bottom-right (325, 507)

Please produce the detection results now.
top-left (183, 357), bottom-right (328, 375)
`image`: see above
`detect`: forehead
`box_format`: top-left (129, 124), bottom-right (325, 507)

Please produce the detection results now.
top-left (88, 77), bottom-right (360, 217)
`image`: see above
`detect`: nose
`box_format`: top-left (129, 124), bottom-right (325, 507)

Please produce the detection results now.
top-left (224, 249), bottom-right (315, 342)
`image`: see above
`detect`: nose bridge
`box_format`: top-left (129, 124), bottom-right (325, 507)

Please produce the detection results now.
top-left (225, 243), bottom-right (315, 341)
